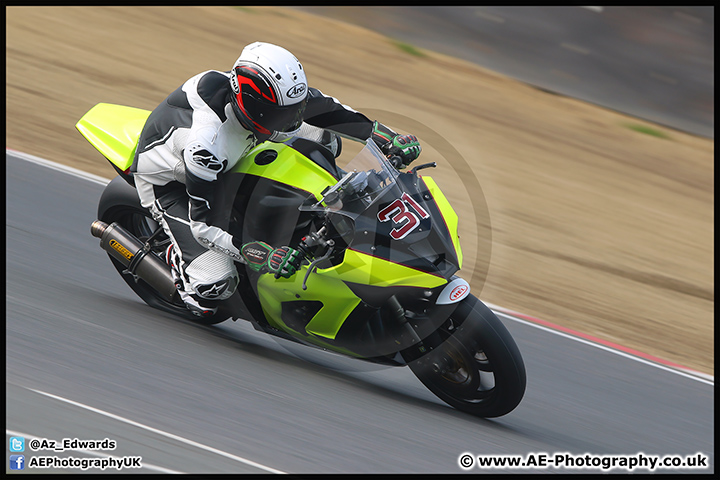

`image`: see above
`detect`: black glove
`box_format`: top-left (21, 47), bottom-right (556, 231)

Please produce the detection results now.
top-left (371, 121), bottom-right (421, 168)
top-left (241, 242), bottom-right (303, 279)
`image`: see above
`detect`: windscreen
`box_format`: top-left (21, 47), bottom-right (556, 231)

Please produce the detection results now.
top-left (299, 140), bottom-right (460, 279)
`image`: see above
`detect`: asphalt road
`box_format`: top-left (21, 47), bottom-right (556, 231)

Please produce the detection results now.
top-left (5, 152), bottom-right (714, 474)
top-left (294, 6), bottom-right (714, 138)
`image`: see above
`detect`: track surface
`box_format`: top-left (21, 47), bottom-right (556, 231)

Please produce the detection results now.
top-left (5, 152), bottom-right (713, 474)
top-left (295, 6), bottom-right (714, 138)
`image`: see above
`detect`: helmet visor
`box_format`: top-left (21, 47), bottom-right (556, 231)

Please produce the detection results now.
top-left (239, 91), bottom-right (307, 136)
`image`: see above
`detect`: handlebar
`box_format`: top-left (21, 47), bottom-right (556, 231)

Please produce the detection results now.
top-left (388, 155), bottom-right (436, 173)
top-left (389, 155), bottom-right (405, 170)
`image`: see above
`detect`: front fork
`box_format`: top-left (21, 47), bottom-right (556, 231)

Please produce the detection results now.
top-left (396, 278), bottom-right (471, 364)
top-left (387, 295), bottom-right (426, 349)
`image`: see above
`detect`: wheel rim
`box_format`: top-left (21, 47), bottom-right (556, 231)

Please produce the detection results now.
top-left (406, 296), bottom-right (526, 417)
top-left (421, 337), bottom-right (497, 403)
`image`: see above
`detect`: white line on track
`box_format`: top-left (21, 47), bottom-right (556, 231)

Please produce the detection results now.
top-left (23, 388), bottom-right (287, 474)
top-left (560, 42), bottom-right (590, 55)
top-left (7, 147), bottom-right (714, 388)
top-left (649, 71), bottom-right (679, 85)
top-left (673, 10), bottom-right (703, 24)
top-left (493, 311), bottom-right (714, 386)
top-left (475, 10), bottom-right (505, 23)
top-left (7, 148), bottom-right (111, 185)
top-left (6, 428), bottom-right (182, 473)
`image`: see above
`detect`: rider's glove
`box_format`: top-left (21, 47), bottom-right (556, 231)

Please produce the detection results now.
top-left (371, 121), bottom-right (421, 169)
top-left (241, 241), bottom-right (303, 279)
top-left (383, 134), bottom-right (422, 168)
top-left (268, 246), bottom-right (304, 279)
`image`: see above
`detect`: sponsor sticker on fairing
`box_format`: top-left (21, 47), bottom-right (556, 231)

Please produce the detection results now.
top-left (437, 278), bottom-right (471, 305)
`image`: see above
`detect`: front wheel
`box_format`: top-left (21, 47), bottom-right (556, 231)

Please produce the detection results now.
top-left (407, 295), bottom-right (526, 417)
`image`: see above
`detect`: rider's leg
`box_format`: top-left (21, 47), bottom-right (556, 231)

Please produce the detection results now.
top-left (141, 180), bottom-right (239, 317)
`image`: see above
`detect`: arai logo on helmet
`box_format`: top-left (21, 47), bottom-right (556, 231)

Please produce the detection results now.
top-left (229, 74), bottom-right (240, 94)
top-left (286, 83), bottom-right (307, 99)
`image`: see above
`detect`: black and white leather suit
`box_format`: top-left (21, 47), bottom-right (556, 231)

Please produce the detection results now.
top-left (131, 69), bottom-right (400, 313)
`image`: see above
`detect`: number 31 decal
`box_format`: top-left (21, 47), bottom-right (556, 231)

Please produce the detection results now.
top-left (377, 193), bottom-right (430, 240)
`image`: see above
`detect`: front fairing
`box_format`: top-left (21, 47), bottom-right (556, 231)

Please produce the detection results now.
top-left (349, 174), bottom-right (460, 279)
top-left (231, 138), bottom-right (464, 356)
top-left (301, 140), bottom-right (461, 282)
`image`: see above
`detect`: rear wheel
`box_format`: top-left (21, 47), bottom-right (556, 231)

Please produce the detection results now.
top-left (407, 295), bottom-right (526, 417)
top-left (100, 204), bottom-right (229, 325)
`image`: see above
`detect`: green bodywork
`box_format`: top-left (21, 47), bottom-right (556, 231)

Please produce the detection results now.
top-left (77, 103), bottom-right (463, 353)
top-left (420, 176), bottom-right (463, 269)
top-left (237, 144), bottom-right (455, 347)
top-left (76, 103), bottom-right (151, 171)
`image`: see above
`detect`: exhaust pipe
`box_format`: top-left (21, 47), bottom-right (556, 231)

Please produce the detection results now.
top-left (91, 220), bottom-right (179, 302)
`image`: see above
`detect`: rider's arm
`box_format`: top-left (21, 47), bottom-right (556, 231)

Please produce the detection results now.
top-left (302, 87), bottom-right (395, 143)
top-left (302, 88), bottom-right (420, 165)
top-left (182, 138), bottom-right (303, 278)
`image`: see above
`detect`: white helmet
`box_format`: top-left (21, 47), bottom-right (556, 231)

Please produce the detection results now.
top-left (229, 42), bottom-right (308, 142)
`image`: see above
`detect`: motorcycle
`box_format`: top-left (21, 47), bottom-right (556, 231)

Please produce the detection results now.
top-left (77, 102), bottom-right (526, 417)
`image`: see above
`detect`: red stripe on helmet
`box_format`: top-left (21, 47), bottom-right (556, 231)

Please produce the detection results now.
top-left (234, 66), bottom-right (277, 103)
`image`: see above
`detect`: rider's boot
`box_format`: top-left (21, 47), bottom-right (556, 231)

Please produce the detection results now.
top-left (165, 245), bottom-right (218, 318)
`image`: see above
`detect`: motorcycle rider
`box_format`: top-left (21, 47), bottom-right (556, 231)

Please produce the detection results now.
top-left (131, 41), bottom-right (422, 318)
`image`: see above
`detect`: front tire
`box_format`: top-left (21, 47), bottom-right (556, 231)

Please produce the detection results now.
top-left (407, 295), bottom-right (526, 417)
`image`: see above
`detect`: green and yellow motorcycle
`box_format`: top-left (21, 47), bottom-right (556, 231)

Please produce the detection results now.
top-left (78, 103), bottom-right (526, 418)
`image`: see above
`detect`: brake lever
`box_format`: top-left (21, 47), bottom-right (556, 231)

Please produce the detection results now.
top-left (296, 227), bottom-right (332, 289)
top-left (409, 162), bottom-right (437, 174)
top-left (301, 240), bottom-right (334, 291)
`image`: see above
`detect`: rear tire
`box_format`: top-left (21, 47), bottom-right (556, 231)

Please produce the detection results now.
top-left (407, 295), bottom-right (526, 417)
top-left (98, 180), bottom-right (228, 325)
